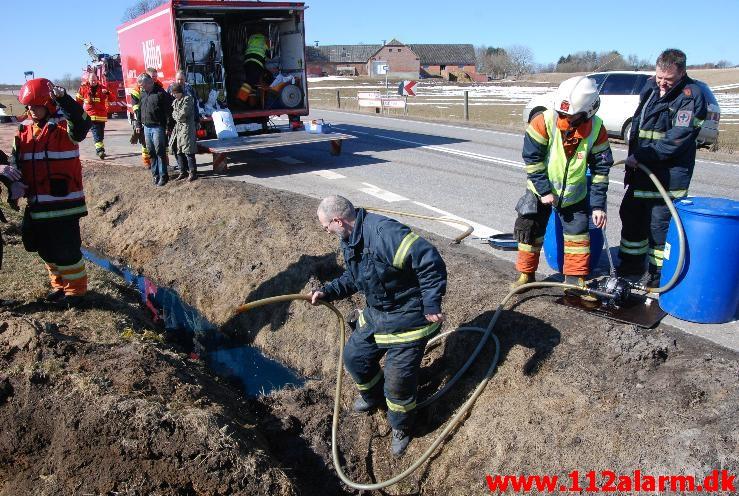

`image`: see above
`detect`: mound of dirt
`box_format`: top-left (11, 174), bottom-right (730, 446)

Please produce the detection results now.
top-left (78, 162), bottom-right (738, 494)
top-left (0, 221), bottom-right (302, 495)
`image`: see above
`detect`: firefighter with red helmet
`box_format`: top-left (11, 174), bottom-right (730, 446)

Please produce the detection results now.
top-left (76, 72), bottom-right (109, 159)
top-left (13, 78), bottom-right (92, 306)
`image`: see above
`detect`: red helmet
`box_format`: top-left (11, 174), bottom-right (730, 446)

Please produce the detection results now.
top-left (18, 78), bottom-right (57, 115)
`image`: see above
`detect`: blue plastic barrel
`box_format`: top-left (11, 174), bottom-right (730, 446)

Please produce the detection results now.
top-left (659, 197), bottom-right (739, 324)
top-left (543, 172), bottom-right (603, 273)
top-left (543, 210), bottom-right (603, 273)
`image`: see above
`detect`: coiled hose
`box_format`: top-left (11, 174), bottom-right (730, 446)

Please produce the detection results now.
top-left (232, 161), bottom-right (683, 490)
top-left (233, 281), bottom-right (580, 491)
top-left (629, 161), bottom-right (686, 293)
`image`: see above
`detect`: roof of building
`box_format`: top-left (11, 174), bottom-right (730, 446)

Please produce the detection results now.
top-left (306, 42), bottom-right (477, 66)
top-left (305, 44), bottom-right (382, 64)
top-left (408, 44), bottom-right (477, 66)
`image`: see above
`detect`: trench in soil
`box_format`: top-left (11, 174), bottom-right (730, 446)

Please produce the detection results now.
top-left (82, 248), bottom-right (304, 396)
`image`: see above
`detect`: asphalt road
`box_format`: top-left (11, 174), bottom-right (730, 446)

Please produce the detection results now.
top-left (83, 114), bottom-right (739, 349)
top-left (217, 109), bottom-right (738, 268)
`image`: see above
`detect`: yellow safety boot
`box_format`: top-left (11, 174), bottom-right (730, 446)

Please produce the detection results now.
top-left (510, 272), bottom-right (535, 291)
top-left (564, 275), bottom-right (598, 303)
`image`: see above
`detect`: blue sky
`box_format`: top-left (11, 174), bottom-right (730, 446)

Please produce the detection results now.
top-left (2, 0), bottom-right (737, 84)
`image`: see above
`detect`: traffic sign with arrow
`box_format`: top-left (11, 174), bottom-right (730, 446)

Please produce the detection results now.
top-left (398, 80), bottom-right (417, 96)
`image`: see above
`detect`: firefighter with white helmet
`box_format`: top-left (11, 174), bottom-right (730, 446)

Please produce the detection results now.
top-left (511, 76), bottom-right (614, 289)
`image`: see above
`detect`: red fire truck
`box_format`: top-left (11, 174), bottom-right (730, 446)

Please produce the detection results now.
top-left (81, 43), bottom-right (127, 118)
top-left (116, 0), bottom-right (351, 172)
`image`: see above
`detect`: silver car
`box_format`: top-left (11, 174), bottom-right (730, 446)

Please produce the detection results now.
top-left (522, 71), bottom-right (720, 147)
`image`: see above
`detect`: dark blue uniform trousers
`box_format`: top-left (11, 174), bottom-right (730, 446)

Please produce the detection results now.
top-left (343, 319), bottom-right (429, 432)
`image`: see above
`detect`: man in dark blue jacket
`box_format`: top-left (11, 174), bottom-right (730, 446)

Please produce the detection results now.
top-left (618, 49), bottom-right (707, 286)
top-left (310, 195), bottom-right (447, 457)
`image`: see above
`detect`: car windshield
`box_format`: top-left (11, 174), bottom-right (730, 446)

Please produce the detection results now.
top-left (587, 74), bottom-right (607, 90)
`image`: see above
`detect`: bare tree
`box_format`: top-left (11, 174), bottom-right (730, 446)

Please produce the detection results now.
top-left (475, 45), bottom-right (510, 79)
top-left (554, 50), bottom-right (633, 72)
top-left (123, 0), bottom-right (167, 22)
top-left (55, 73), bottom-right (81, 92)
top-left (474, 45), bottom-right (488, 71)
top-left (489, 49), bottom-right (510, 79)
top-left (625, 54), bottom-right (653, 71)
top-left (595, 51), bottom-right (629, 71)
top-left (536, 62), bottom-right (556, 73)
top-left (506, 45), bottom-right (534, 79)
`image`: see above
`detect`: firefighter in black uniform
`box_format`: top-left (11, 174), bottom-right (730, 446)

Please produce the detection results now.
top-left (310, 195), bottom-right (447, 457)
top-left (618, 49), bottom-right (707, 286)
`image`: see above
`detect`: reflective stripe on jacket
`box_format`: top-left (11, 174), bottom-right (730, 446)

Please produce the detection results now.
top-left (626, 75), bottom-right (707, 196)
top-left (321, 209), bottom-right (447, 347)
top-left (14, 96), bottom-right (89, 221)
top-left (524, 109), bottom-right (613, 209)
top-left (244, 34), bottom-right (268, 66)
top-left (75, 83), bottom-right (109, 122)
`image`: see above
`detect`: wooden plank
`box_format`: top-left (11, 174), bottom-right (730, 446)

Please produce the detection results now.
top-left (197, 130), bottom-right (355, 154)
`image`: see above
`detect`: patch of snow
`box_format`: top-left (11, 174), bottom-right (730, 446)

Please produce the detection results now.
top-left (716, 93), bottom-right (739, 115)
top-left (307, 76), bottom-right (354, 82)
top-left (309, 85), bottom-right (385, 90)
top-left (712, 82), bottom-right (739, 91)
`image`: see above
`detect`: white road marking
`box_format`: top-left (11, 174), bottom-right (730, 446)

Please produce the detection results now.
top-left (696, 159), bottom-right (739, 168)
top-left (358, 182), bottom-right (408, 202)
top-left (373, 133), bottom-right (525, 168)
top-left (413, 201), bottom-right (502, 238)
top-left (317, 108), bottom-right (521, 137)
top-left (312, 170), bottom-right (346, 179)
top-left (276, 156), bottom-right (304, 164)
top-left (366, 132), bottom-right (626, 185)
top-left (333, 116), bottom-right (739, 171)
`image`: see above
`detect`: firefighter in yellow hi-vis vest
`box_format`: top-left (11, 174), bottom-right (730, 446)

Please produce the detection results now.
top-left (240, 32), bottom-right (273, 106)
top-left (512, 76), bottom-right (613, 290)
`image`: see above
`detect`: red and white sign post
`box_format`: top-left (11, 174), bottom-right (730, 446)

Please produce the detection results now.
top-left (398, 80), bottom-right (417, 97)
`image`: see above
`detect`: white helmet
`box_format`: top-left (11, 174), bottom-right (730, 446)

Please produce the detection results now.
top-left (554, 76), bottom-right (600, 119)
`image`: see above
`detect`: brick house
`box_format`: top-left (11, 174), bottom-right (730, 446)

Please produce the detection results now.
top-left (306, 39), bottom-right (484, 81)
top-left (366, 39), bottom-right (420, 79)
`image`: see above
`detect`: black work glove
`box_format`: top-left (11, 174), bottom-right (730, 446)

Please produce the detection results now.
top-left (514, 215), bottom-right (537, 244)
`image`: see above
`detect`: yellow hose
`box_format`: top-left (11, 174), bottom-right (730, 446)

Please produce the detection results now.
top-left (233, 281), bottom-right (583, 491)
top-left (612, 160), bottom-right (686, 293)
top-left (363, 206), bottom-right (474, 244)
top-left (230, 160), bottom-right (685, 489)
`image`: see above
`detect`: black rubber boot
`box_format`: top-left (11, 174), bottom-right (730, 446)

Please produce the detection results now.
top-left (391, 429), bottom-right (410, 457)
top-left (353, 396), bottom-right (384, 413)
top-left (46, 289), bottom-right (65, 302)
top-left (353, 396), bottom-right (381, 413)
